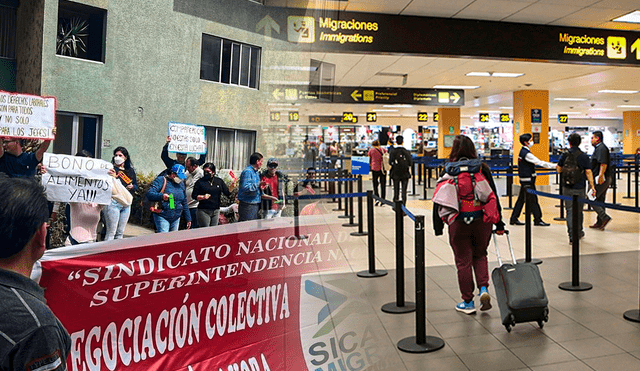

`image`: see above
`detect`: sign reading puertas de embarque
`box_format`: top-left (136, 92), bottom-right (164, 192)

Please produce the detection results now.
top-left (0, 91), bottom-right (56, 140)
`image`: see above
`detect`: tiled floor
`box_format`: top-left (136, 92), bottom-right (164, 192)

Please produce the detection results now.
top-left (304, 173), bottom-right (640, 371)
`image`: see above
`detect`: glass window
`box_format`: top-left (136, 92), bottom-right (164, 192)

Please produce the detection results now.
top-left (200, 34), bottom-right (261, 90)
top-left (53, 112), bottom-right (102, 157)
top-left (57, 0), bottom-right (106, 62)
top-left (204, 126), bottom-right (256, 170)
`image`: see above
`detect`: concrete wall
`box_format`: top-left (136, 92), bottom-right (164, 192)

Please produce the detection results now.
top-left (41, 0), bottom-right (311, 174)
top-left (16, 0), bottom-right (45, 94)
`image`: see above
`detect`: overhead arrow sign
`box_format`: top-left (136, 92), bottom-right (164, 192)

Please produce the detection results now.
top-left (256, 15), bottom-right (280, 38)
top-left (272, 88), bottom-right (284, 100)
top-left (351, 90), bottom-right (362, 101)
top-left (632, 39), bottom-right (640, 60)
top-left (451, 92), bottom-right (461, 103)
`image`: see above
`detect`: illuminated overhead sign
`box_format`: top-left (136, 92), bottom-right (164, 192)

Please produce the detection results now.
top-left (500, 113), bottom-right (510, 123)
top-left (479, 113), bottom-right (489, 122)
top-left (179, 2), bottom-right (640, 67)
top-left (558, 114), bottom-right (569, 124)
top-left (269, 86), bottom-right (464, 106)
top-left (366, 112), bottom-right (377, 122)
top-left (309, 115), bottom-right (358, 123)
top-left (433, 112), bottom-right (439, 122)
top-left (288, 112), bottom-right (299, 122)
top-left (417, 112), bottom-right (428, 122)
top-left (270, 112), bottom-right (280, 121)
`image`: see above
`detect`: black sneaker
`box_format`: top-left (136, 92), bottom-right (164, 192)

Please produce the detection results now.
top-left (510, 219), bottom-right (525, 226)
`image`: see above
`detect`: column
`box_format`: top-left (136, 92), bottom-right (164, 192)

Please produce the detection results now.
top-left (623, 111), bottom-right (640, 155)
top-left (513, 90), bottom-right (550, 185)
top-left (437, 107), bottom-right (460, 159)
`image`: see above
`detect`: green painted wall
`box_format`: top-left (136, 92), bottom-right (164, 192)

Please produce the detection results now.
top-left (41, 0), bottom-right (312, 174)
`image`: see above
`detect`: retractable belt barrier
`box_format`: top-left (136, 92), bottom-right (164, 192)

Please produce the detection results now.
top-left (527, 189), bottom-right (640, 214)
top-left (295, 192), bottom-right (366, 200)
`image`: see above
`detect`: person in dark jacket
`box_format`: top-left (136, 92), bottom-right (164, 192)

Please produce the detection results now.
top-left (509, 133), bottom-right (556, 226)
top-left (260, 158), bottom-right (288, 218)
top-left (589, 130), bottom-right (612, 230)
top-left (432, 135), bottom-right (505, 315)
top-left (388, 135), bottom-right (412, 206)
top-left (192, 163), bottom-right (231, 227)
top-left (147, 163), bottom-right (191, 232)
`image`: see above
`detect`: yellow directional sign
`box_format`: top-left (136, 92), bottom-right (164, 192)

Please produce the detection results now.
top-left (417, 112), bottom-right (428, 122)
top-left (351, 90), bottom-right (362, 102)
top-left (272, 88), bottom-right (284, 100)
top-left (256, 15), bottom-right (280, 38)
top-left (366, 112), bottom-right (377, 122)
top-left (451, 92), bottom-right (461, 104)
top-left (632, 39), bottom-right (640, 60)
top-left (270, 112), bottom-right (281, 122)
top-left (479, 113), bottom-right (489, 123)
top-left (289, 112), bottom-right (299, 122)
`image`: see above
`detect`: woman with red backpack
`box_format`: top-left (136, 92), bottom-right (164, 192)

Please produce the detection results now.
top-left (432, 135), bottom-right (505, 315)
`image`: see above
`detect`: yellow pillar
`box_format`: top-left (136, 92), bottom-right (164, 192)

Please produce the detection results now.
top-left (622, 111), bottom-right (640, 154)
top-left (437, 107), bottom-right (460, 159)
top-left (513, 90), bottom-right (550, 185)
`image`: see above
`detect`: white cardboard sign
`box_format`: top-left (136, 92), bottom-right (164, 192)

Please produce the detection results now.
top-left (41, 153), bottom-right (113, 205)
top-left (0, 91), bottom-right (56, 140)
top-left (168, 122), bottom-right (206, 154)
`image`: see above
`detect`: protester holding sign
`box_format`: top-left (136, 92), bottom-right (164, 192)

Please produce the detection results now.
top-left (0, 176), bottom-right (71, 370)
top-left (0, 136), bottom-right (53, 177)
top-left (103, 146), bottom-right (137, 240)
top-left (161, 135), bottom-right (205, 171)
top-left (147, 163), bottom-right (191, 233)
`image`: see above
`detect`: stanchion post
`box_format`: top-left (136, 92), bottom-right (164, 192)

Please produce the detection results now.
top-left (411, 161), bottom-right (418, 196)
top-left (559, 195), bottom-right (592, 291)
top-left (342, 177), bottom-right (358, 227)
top-left (612, 162), bottom-right (618, 204)
top-left (635, 154), bottom-right (639, 208)
top-left (351, 176), bottom-right (367, 236)
top-left (506, 164), bottom-right (514, 210)
top-left (333, 170), bottom-right (344, 211)
top-left (397, 215), bottom-right (445, 353)
top-left (554, 174), bottom-right (565, 221)
top-left (625, 160), bottom-right (633, 199)
top-left (381, 201), bottom-right (416, 314)
top-left (518, 186), bottom-right (542, 265)
top-left (422, 168), bottom-right (428, 200)
top-left (357, 191), bottom-right (387, 278)
top-left (339, 172), bottom-right (350, 219)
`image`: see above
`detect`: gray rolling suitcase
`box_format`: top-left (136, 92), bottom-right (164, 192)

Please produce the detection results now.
top-left (491, 231), bottom-right (549, 332)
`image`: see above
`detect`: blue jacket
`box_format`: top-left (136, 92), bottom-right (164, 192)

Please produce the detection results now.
top-left (146, 176), bottom-right (191, 222)
top-left (238, 165), bottom-right (261, 204)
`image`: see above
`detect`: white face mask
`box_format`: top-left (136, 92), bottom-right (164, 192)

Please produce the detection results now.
top-left (527, 141), bottom-right (534, 148)
top-left (173, 177), bottom-right (182, 184)
top-left (113, 156), bottom-right (125, 165)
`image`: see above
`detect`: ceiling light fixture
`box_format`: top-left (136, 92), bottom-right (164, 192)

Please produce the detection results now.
top-left (433, 85), bottom-right (480, 90)
top-left (499, 106), bottom-right (513, 110)
top-left (618, 105), bottom-right (640, 108)
top-left (589, 108), bottom-right (614, 111)
top-left (372, 109), bottom-right (399, 112)
top-left (465, 72), bottom-right (524, 77)
top-left (383, 104), bottom-right (413, 108)
top-left (466, 72), bottom-right (491, 77)
top-left (598, 90), bottom-right (639, 94)
top-left (554, 98), bottom-right (587, 101)
top-left (612, 10), bottom-right (640, 24)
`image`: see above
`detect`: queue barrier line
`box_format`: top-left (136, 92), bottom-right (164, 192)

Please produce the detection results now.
top-left (401, 204), bottom-right (416, 222)
top-left (527, 189), bottom-right (640, 214)
top-left (372, 195), bottom-right (395, 207)
top-left (311, 177), bottom-right (358, 183)
top-left (295, 192), bottom-right (366, 200)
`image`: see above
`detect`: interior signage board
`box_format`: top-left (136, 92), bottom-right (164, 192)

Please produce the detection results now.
top-left (500, 113), bottom-right (510, 123)
top-left (178, 1), bottom-right (640, 67)
top-left (531, 109), bottom-right (542, 123)
top-left (309, 115), bottom-right (358, 123)
top-left (479, 113), bottom-right (489, 123)
top-left (366, 112), bottom-right (377, 122)
top-left (270, 86), bottom-right (464, 106)
top-left (417, 112), bottom-right (428, 122)
top-left (558, 114), bottom-right (569, 124)
top-left (433, 112), bottom-right (439, 122)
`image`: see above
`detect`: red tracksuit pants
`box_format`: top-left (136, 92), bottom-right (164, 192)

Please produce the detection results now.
top-left (448, 219), bottom-right (492, 302)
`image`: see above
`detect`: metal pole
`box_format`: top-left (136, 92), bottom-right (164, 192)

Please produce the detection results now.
top-left (351, 176), bottom-right (367, 236)
top-left (635, 155), bottom-right (639, 208)
top-left (554, 174), bottom-right (565, 221)
top-left (397, 215), bottom-right (445, 353)
top-left (358, 191), bottom-right (387, 278)
top-left (333, 169), bottom-right (343, 211)
top-left (338, 171), bottom-right (350, 219)
top-left (518, 185), bottom-right (542, 264)
top-left (342, 178), bottom-right (358, 227)
top-left (411, 162), bottom-right (418, 196)
top-left (381, 201), bottom-right (416, 314)
top-left (506, 164), bottom-right (514, 210)
top-left (559, 195), bottom-right (592, 291)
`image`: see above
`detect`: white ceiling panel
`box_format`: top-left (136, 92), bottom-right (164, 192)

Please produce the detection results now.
top-left (335, 55), bottom-right (401, 85)
top-left (502, 3), bottom-right (585, 24)
top-left (344, 0), bottom-right (413, 15)
top-left (550, 7), bottom-right (631, 26)
top-left (592, 0), bottom-right (640, 10)
top-left (453, 0), bottom-right (538, 21)
top-left (400, 0), bottom-right (476, 18)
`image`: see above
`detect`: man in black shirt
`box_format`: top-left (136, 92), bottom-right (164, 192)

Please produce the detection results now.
top-left (557, 133), bottom-right (596, 244)
top-left (0, 176), bottom-right (71, 370)
top-left (589, 131), bottom-right (612, 230)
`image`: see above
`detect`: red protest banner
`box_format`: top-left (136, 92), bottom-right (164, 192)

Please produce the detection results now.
top-left (37, 219), bottom-right (359, 371)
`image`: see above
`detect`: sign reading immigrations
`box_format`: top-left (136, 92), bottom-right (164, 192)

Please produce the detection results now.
top-left (177, 1), bottom-right (640, 67)
top-left (168, 122), bottom-right (206, 154)
top-left (271, 86), bottom-right (464, 106)
top-left (35, 219), bottom-right (402, 371)
top-left (0, 91), bottom-right (56, 140)
top-left (41, 153), bottom-right (113, 205)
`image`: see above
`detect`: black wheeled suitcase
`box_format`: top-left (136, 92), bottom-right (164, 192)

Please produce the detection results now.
top-left (491, 231), bottom-right (549, 332)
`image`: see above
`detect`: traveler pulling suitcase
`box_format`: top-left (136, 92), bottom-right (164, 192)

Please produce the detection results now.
top-left (491, 231), bottom-right (549, 332)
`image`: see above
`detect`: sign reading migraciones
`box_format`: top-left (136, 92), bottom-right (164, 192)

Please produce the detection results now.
top-left (176, 1), bottom-right (640, 67)
top-left (168, 122), bottom-right (206, 154)
top-left (0, 91), bottom-right (56, 140)
top-left (271, 86), bottom-right (464, 106)
top-left (41, 153), bottom-right (114, 205)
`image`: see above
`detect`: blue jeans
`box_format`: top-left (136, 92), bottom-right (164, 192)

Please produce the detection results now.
top-left (103, 199), bottom-right (131, 240)
top-left (238, 202), bottom-right (260, 222)
top-left (153, 214), bottom-right (180, 233)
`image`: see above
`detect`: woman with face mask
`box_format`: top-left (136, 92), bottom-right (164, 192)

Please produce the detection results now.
top-left (103, 146), bottom-right (138, 240)
top-left (509, 133), bottom-right (557, 226)
top-left (192, 163), bottom-right (231, 227)
top-left (146, 163), bottom-right (192, 232)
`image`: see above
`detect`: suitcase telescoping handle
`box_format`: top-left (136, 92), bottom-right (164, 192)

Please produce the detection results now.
top-left (492, 230), bottom-right (517, 266)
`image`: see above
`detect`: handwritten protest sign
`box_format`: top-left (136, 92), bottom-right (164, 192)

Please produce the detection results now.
top-left (41, 153), bottom-right (113, 205)
top-left (0, 91), bottom-right (56, 140)
top-left (168, 122), bottom-right (206, 154)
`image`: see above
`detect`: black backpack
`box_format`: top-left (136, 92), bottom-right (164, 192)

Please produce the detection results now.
top-left (393, 149), bottom-right (411, 175)
top-left (562, 150), bottom-right (582, 187)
